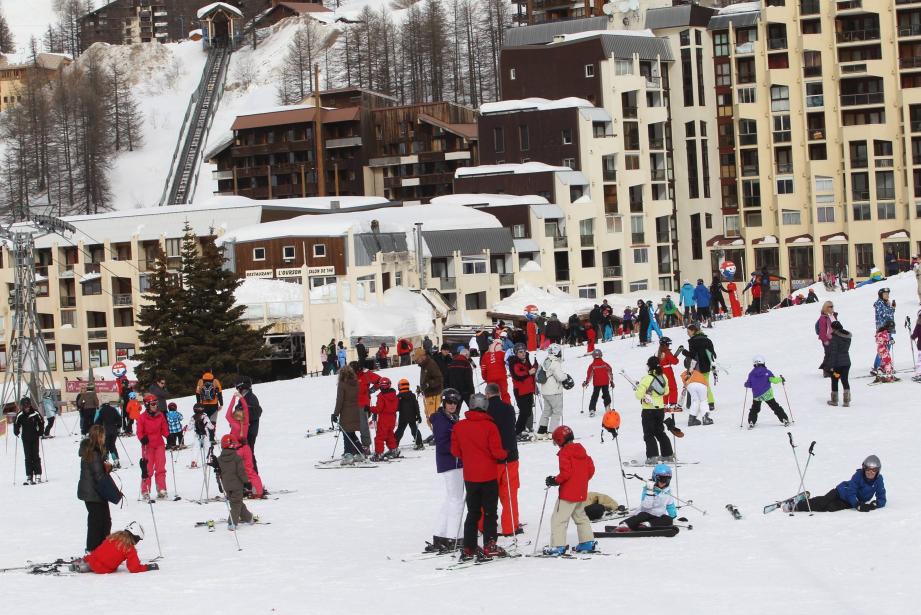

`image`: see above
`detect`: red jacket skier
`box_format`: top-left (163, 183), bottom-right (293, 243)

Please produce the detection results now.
top-left (586, 325), bottom-right (597, 354)
top-left (509, 355), bottom-right (536, 396)
top-left (584, 356), bottom-right (613, 386)
top-left (83, 529), bottom-right (151, 574)
top-left (450, 406), bottom-right (507, 482)
top-left (554, 438), bottom-right (595, 503)
top-left (356, 366), bottom-right (381, 409)
top-left (136, 395), bottom-right (168, 499)
top-left (480, 340), bottom-right (510, 403)
top-left (657, 339), bottom-right (680, 406)
top-left (370, 378), bottom-right (399, 459)
top-left (225, 395), bottom-right (264, 497)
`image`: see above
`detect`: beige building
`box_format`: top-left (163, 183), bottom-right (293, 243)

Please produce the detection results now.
top-left (0, 53), bottom-right (72, 112)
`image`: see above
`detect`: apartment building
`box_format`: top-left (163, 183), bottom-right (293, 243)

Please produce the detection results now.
top-left (0, 53), bottom-right (72, 112)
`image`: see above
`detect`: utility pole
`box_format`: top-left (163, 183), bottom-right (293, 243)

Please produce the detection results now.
top-left (313, 64), bottom-right (326, 197)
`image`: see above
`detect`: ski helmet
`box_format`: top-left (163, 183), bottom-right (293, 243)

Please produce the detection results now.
top-left (548, 343), bottom-right (563, 358)
top-left (235, 376), bottom-right (252, 391)
top-left (398, 379), bottom-right (411, 393)
top-left (468, 393), bottom-right (489, 411)
top-left (128, 392), bottom-right (137, 400)
top-left (561, 375), bottom-right (576, 390)
top-left (125, 521), bottom-right (145, 543)
top-left (647, 356), bottom-right (660, 371)
top-left (143, 393), bottom-right (158, 406)
top-left (167, 402), bottom-right (177, 411)
top-left (660, 337), bottom-right (672, 346)
top-left (551, 425), bottom-right (574, 446)
top-left (592, 349), bottom-right (603, 358)
top-left (753, 355), bottom-right (766, 366)
top-left (378, 377), bottom-right (392, 390)
top-left (221, 434), bottom-right (240, 449)
top-left (652, 463), bottom-right (672, 484)
top-left (193, 403), bottom-right (205, 413)
top-left (862, 454), bottom-right (882, 471)
top-left (878, 287), bottom-right (890, 298)
top-left (441, 388), bottom-right (462, 405)
top-left (514, 343), bottom-right (527, 354)
top-left (601, 408), bottom-right (621, 432)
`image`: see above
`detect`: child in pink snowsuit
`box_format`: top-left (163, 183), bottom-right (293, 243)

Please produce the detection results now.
top-left (136, 394), bottom-right (169, 499)
top-left (225, 395), bottom-right (264, 498)
top-left (875, 327), bottom-right (895, 382)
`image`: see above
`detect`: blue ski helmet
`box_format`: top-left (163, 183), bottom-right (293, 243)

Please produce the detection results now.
top-left (652, 463), bottom-right (672, 481)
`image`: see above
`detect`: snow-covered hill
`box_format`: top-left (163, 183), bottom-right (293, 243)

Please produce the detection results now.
top-left (1, 272), bottom-right (918, 612)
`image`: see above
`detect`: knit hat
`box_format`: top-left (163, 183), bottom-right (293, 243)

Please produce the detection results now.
top-left (398, 379), bottom-right (411, 393)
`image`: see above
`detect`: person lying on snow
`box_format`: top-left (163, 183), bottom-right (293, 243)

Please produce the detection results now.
top-left (788, 455), bottom-right (886, 513)
top-left (71, 523), bottom-right (157, 573)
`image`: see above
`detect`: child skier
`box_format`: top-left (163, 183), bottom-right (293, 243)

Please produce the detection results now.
top-left (874, 320), bottom-right (897, 383)
top-left (657, 338), bottom-right (679, 410)
top-left (543, 425), bottom-right (597, 556)
top-left (680, 364), bottom-right (710, 426)
top-left (124, 392), bottom-right (141, 436)
top-left (225, 396), bottom-right (264, 498)
top-left (582, 349), bottom-right (613, 418)
top-left (621, 308), bottom-right (635, 339)
top-left (508, 344), bottom-right (537, 436)
top-left (787, 455), bottom-right (886, 513)
top-left (370, 377), bottom-right (401, 461)
top-left (635, 357), bottom-right (674, 464)
top-left (743, 356), bottom-right (790, 428)
top-left (71, 524), bottom-right (156, 574)
top-left (13, 397), bottom-right (44, 484)
top-left (188, 404), bottom-right (213, 468)
top-left (618, 464), bottom-right (677, 531)
top-left (585, 324), bottom-right (596, 354)
top-left (395, 379), bottom-right (424, 450)
top-left (218, 434), bottom-right (257, 528)
top-left (165, 403), bottom-right (184, 450)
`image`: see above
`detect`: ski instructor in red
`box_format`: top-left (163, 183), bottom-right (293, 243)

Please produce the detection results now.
top-left (450, 392), bottom-right (508, 562)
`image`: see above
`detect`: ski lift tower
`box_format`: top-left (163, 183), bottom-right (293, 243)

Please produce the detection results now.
top-left (0, 214), bottom-right (76, 407)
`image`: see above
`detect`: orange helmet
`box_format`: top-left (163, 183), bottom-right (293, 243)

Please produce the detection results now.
top-left (602, 409), bottom-right (621, 433)
top-left (202, 372), bottom-right (214, 380)
top-left (143, 393), bottom-right (158, 406)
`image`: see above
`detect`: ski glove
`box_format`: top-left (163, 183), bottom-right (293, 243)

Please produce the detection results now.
top-left (330, 413), bottom-right (338, 424)
top-left (857, 502), bottom-right (877, 512)
top-left (545, 475), bottom-right (558, 487)
top-left (238, 438), bottom-right (248, 446)
top-left (140, 436), bottom-right (149, 446)
top-left (147, 563), bottom-right (159, 571)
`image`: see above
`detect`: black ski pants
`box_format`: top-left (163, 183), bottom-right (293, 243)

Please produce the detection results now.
top-left (514, 392), bottom-right (534, 434)
top-left (795, 488), bottom-right (851, 512)
top-left (588, 385), bottom-right (611, 414)
top-left (104, 431), bottom-right (119, 461)
top-left (395, 415), bottom-right (422, 446)
top-left (641, 408), bottom-right (673, 458)
top-left (247, 420), bottom-right (260, 472)
top-left (639, 319), bottom-right (650, 344)
top-left (341, 430), bottom-right (361, 457)
top-left (43, 416), bottom-right (55, 437)
top-left (22, 437), bottom-right (41, 478)
top-left (464, 480), bottom-right (499, 550)
top-left (624, 512), bottom-right (674, 531)
top-left (831, 366), bottom-right (850, 392)
top-left (122, 414), bottom-right (134, 434)
top-left (205, 408), bottom-right (219, 441)
top-left (85, 501), bottom-right (111, 553)
top-left (79, 408), bottom-right (96, 436)
top-left (748, 398), bottom-right (788, 425)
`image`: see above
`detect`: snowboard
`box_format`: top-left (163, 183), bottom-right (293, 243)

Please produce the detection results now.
top-left (763, 491), bottom-right (809, 514)
top-left (594, 526), bottom-right (679, 538)
top-left (623, 459), bottom-right (699, 468)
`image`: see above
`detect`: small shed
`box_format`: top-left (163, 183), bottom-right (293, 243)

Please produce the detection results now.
top-left (197, 2), bottom-right (244, 49)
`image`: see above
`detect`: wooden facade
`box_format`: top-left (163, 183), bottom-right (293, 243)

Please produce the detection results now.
top-left (232, 236), bottom-right (347, 276)
top-left (500, 38), bottom-right (606, 106)
top-left (476, 107), bottom-right (580, 168)
top-left (453, 171), bottom-right (556, 201)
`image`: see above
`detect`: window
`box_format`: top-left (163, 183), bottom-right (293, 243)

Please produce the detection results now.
top-left (853, 203), bottom-right (872, 220)
top-left (282, 245), bottom-right (295, 260)
top-left (602, 155), bottom-right (616, 181)
top-left (545, 221), bottom-right (560, 238)
top-left (509, 68), bottom-right (516, 80)
top-left (511, 224), bottom-right (526, 239)
top-left (464, 291), bottom-right (486, 311)
top-left (744, 211), bottom-right (763, 226)
top-left (629, 280), bottom-right (649, 293)
top-left (738, 87), bottom-right (756, 104)
top-left (876, 171), bottom-right (895, 200)
top-left (62, 345), bottom-right (82, 372)
top-left (581, 250), bottom-right (596, 268)
top-left (781, 209), bottom-right (801, 225)
top-left (561, 128), bottom-right (573, 145)
top-left (805, 81), bottom-right (823, 107)
top-left (679, 30), bottom-right (690, 46)
top-left (584, 64), bottom-right (595, 78)
top-left (579, 218), bottom-right (594, 239)
top-left (615, 59), bottom-right (633, 75)
top-left (717, 92), bottom-right (733, 117)
top-left (817, 206), bottom-right (835, 223)
top-left (697, 48), bottom-right (706, 105)
top-left (777, 177), bottom-right (794, 194)
top-left (772, 115), bottom-right (791, 143)
top-left (850, 141), bottom-right (868, 168)
top-left (461, 258), bottom-right (487, 275)
top-left (625, 155), bottom-right (640, 170)
top-left (252, 247), bottom-right (266, 261)
top-left (742, 180), bottom-right (761, 207)
top-left (855, 243), bottom-right (874, 277)
top-left (562, 158), bottom-right (576, 170)
top-left (701, 139), bottom-right (711, 198)
top-left (578, 284), bottom-right (597, 299)
top-left (851, 172), bottom-right (870, 200)
top-left (809, 143), bottom-right (827, 160)
top-left (738, 119), bottom-right (758, 145)
top-left (874, 140), bottom-right (893, 157)
top-left (631, 215), bottom-right (644, 244)
top-left (815, 176), bottom-right (833, 193)
top-left (395, 271), bottom-right (403, 287)
top-left (489, 127), bottom-right (506, 156)
top-left (165, 238), bottom-right (181, 258)
top-left (877, 202), bottom-right (896, 220)
top-left (714, 32), bottom-right (729, 57)
top-left (681, 49), bottom-right (694, 107)
top-left (690, 213), bottom-right (703, 259)
top-left (715, 62), bottom-right (732, 87)
top-left (724, 215), bottom-right (741, 237)
top-left (687, 141), bottom-right (699, 198)
top-left (770, 85), bottom-right (790, 111)
top-left (313, 244), bottom-right (326, 258)
top-left (633, 248), bottom-right (648, 263)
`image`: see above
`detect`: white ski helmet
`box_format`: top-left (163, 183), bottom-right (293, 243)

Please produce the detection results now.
top-left (752, 355), bottom-right (766, 366)
top-left (548, 343), bottom-right (563, 357)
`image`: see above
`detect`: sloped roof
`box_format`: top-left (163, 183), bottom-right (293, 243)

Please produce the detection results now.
top-left (417, 113), bottom-right (478, 140)
top-left (278, 2), bottom-right (332, 14)
top-left (354, 232), bottom-right (408, 266)
top-left (645, 4), bottom-right (716, 30)
top-left (503, 16), bottom-right (610, 47)
top-left (231, 106), bottom-right (360, 130)
top-left (422, 228), bottom-right (514, 257)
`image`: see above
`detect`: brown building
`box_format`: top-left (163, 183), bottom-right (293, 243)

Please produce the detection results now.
top-left (475, 105), bottom-right (581, 168)
top-left (255, 1), bottom-right (331, 28)
top-left (510, 0), bottom-right (608, 26)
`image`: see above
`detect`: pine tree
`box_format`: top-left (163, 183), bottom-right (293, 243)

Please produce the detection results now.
top-left (0, 6), bottom-right (15, 55)
top-left (135, 249), bottom-right (183, 387)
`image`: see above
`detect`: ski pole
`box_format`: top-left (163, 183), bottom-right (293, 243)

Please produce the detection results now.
top-left (532, 487), bottom-right (551, 555)
top-left (613, 438), bottom-right (629, 508)
top-left (148, 501), bottom-right (163, 561)
top-left (339, 428), bottom-right (369, 462)
top-left (451, 478), bottom-right (466, 559)
top-left (624, 472), bottom-right (707, 515)
top-left (738, 388), bottom-right (750, 429)
top-left (169, 449), bottom-right (180, 500)
top-left (117, 435), bottom-right (134, 466)
top-left (40, 436), bottom-right (48, 482)
top-left (222, 494), bottom-right (243, 551)
top-left (787, 432), bottom-right (813, 515)
top-left (671, 427), bottom-right (679, 500)
top-left (619, 370), bottom-right (638, 390)
top-left (580, 386), bottom-right (585, 414)
top-left (781, 380), bottom-right (795, 423)
top-left (905, 316), bottom-right (916, 370)
top-left (798, 440), bottom-right (817, 514)
top-left (12, 435), bottom-right (18, 487)
top-left (328, 424), bottom-right (341, 461)
top-left (503, 463), bottom-right (518, 551)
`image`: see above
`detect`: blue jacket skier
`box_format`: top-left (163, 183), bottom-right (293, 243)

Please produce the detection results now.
top-left (619, 464), bottom-right (677, 531)
top-left (791, 455), bottom-right (886, 512)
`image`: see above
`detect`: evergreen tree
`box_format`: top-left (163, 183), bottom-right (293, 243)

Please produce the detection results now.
top-left (0, 7), bottom-right (15, 55)
top-left (135, 249), bottom-right (182, 387)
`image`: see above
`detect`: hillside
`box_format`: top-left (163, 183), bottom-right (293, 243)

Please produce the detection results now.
top-left (0, 272), bottom-right (916, 613)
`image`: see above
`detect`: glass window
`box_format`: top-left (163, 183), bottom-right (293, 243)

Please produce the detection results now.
top-left (561, 128), bottom-right (573, 145)
top-left (852, 203), bottom-right (872, 220)
top-left (518, 125), bottom-right (529, 151)
top-left (282, 246), bottom-right (295, 260)
top-left (615, 60), bottom-right (633, 75)
top-left (744, 211), bottom-right (763, 226)
top-left (165, 238), bottom-right (181, 258)
top-left (877, 202), bottom-right (896, 219)
top-left (738, 87), bottom-right (755, 104)
top-left (715, 62), bottom-right (731, 87)
top-left (777, 178), bottom-right (794, 194)
top-left (511, 224), bottom-right (526, 239)
top-left (724, 215), bottom-right (740, 237)
top-left (815, 176), bottom-right (833, 192)
top-left (313, 244), bottom-right (326, 257)
top-left (493, 127), bottom-right (504, 153)
top-left (817, 206), bottom-right (835, 223)
top-left (461, 258), bottom-right (487, 275)
top-left (770, 85), bottom-right (790, 111)
top-left (781, 209), bottom-right (801, 224)
top-left (584, 64), bottom-right (595, 78)
top-left (464, 291), bottom-right (486, 310)
top-left (509, 68), bottom-right (516, 80)
top-left (578, 284), bottom-right (597, 299)
top-left (633, 248), bottom-right (648, 263)
top-left (252, 247), bottom-right (266, 261)
top-left (714, 33), bottom-right (729, 57)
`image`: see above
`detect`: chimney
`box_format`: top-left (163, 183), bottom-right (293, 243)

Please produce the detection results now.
top-left (371, 219), bottom-right (380, 234)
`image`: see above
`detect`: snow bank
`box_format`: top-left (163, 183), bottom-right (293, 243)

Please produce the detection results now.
top-left (456, 162), bottom-right (571, 178)
top-left (430, 194), bottom-right (549, 207)
top-left (343, 286), bottom-right (434, 338)
top-left (480, 97), bottom-right (595, 115)
top-left (235, 278), bottom-right (304, 304)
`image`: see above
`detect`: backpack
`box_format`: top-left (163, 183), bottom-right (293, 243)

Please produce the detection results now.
top-left (649, 375), bottom-right (667, 396)
top-left (814, 318), bottom-right (821, 336)
top-left (200, 381), bottom-right (216, 401)
top-left (536, 363), bottom-right (548, 385)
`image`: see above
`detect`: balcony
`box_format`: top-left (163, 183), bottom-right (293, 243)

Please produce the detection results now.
top-left (743, 196), bottom-right (761, 208)
top-left (851, 158), bottom-right (869, 169)
top-left (650, 169), bottom-right (667, 181)
top-left (499, 273), bottom-right (515, 286)
top-left (899, 24), bottom-right (921, 37)
top-left (801, 0), bottom-right (820, 14)
top-left (840, 92), bottom-right (884, 106)
top-left (836, 0), bottom-right (862, 10)
top-left (113, 294), bottom-right (132, 306)
top-left (84, 263), bottom-right (101, 274)
top-left (325, 136), bottom-right (362, 149)
top-left (87, 329), bottom-right (107, 340)
top-left (623, 106), bottom-right (638, 119)
top-left (631, 233), bottom-right (645, 245)
top-left (735, 42), bottom-right (755, 56)
top-left (648, 138), bottom-right (664, 150)
top-left (900, 56), bottom-right (921, 69)
top-left (58, 263), bottom-right (75, 278)
top-left (555, 269), bottom-right (570, 282)
top-left (580, 234), bottom-right (594, 247)
top-left (603, 265), bottom-right (623, 278)
top-left (809, 128), bottom-right (826, 141)
top-left (60, 296), bottom-right (76, 308)
top-left (741, 164), bottom-right (759, 177)
top-left (212, 169), bottom-right (234, 180)
top-left (836, 29), bottom-right (880, 44)
top-left (840, 63), bottom-right (866, 74)
top-left (438, 276), bottom-right (456, 290)
top-left (803, 66), bottom-right (822, 78)
top-left (768, 37), bottom-right (788, 50)
top-left (852, 191), bottom-right (871, 200)
top-left (553, 236), bottom-right (568, 249)
top-left (912, 121), bottom-right (921, 132)
top-left (644, 76), bottom-right (661, 89)
top-left (776, 163), bottom-right (794, 173)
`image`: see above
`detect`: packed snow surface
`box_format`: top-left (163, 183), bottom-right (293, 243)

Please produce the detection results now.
top-left (343, 286), bottom-right (435, 338)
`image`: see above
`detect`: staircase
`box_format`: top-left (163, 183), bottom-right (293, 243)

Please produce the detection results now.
top-left (160, 45), bottom-right (231, 205)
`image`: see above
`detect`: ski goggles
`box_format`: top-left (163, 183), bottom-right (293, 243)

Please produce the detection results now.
top-left (880, 288), bottom-right (890, 294)
top-left (654, 475), bottom-right (672, 486)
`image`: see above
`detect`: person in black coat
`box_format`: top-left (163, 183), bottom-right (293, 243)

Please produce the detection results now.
top-left (826, 321), bottom-right (852, 407)
top-left (235, 377), bottom-right (262, 471)
top-left (394, 379), bottom-right (424, 450)
top-left (433, 344), bottom-right (453, 380)
top-left (484, 383), bottom-right (521, 537)
top-left (14, 397), bottom-right (44, 484)
top-left (589, 305), bottom-right (602, 341)
top-left (679, 323), bottom-right (718, 410)
top-left (147, 377), bottom-right (171, 414)
top-left (445, 349), bottom-right (475, 407)
top-left (78, 425), bottom-right (111, 552)
top-left (709, 275), bottom-right (728, 317)
top-left (637, 300), bottom-right (651, 346)
top-left (94, 403), bottom-right (122, 468)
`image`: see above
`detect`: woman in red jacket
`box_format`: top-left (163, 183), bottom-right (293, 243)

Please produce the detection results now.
top-left (508, 344), bottom-right (537, 436)
top-left (543, 425), bottom-right (596, 556)
top-left (73, 525), bottom-right (157, 574)
top-left (657, 338), bottom-right (680, 409)
top-left (370, 377), bottom-right (400, 461)
top-left (480, 339), bottom-right (510, 404)
top-left (226, 395), bottom-right (264, 497)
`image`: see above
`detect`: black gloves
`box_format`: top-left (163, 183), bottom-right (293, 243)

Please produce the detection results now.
top-left (239, 438), bottom-right (248, 446)
top-left (545, 475), bottom-right (558, 487)
top-left (330, 413), bottom-right (338, 424)
top-left (147, 563), bottom-right (159, 571)
top-left (781, 376), bottom-right (786, 383)
top-left (857, 502), bottom-right (878, 512)
top-left (140, 436), bottom-right (149, 446)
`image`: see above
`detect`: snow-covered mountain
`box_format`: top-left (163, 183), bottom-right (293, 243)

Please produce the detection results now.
top-left (0, 271), bottom-right (916, 613)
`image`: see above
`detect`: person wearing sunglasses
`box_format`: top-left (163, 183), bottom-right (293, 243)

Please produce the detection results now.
top-left (787, 455), bottom-right (886, 513)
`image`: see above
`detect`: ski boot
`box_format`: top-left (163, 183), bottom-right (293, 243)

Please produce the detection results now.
top-left (227, 521), bottom-right (237, 531)
top-left (542, 545), bottom-right (567, 557)
top-left (748, 421), bottom-right (755, 430)
top-left (687, 415), bottom-right (701, 427)
top-left (157, 490), bottom-right (168, 500)
top-left (614, 524), bottom-right (632, 533)
top-left (701, 414), bottom-right (714, 426)
top-left (516, 432), bottom-right (533, 443)
top-left (23, 476), bottom-right (34, 486)
top-left (423, 435), bottom-right (435, 445)
top-left (573, 540), bottom-right (598, 554)
top-left (424, 536), bottom-right (445, 553)
top-left (482, 540), bottom-right (507, 558)
top-left (644, 456), bottom-right (658, 465)
top-left (659, 455), bottom-right (677, 463)
top-left (413, 441), bottom-right (425, 451)
top-left (439, 538), bottom-right (460, 553)
top-left (340, 453), bottom-right (354, 466)
top-left (383, 448), bottom-right (402, 460)
top-left (369, 453), bottom-right (384, 462)
top-left (141, 492), bottom-right (151, 502)
top-left (782, 419), bottom-right (791, 427)
top-left (843, 390), bottom-right (851, 407)
top-left (458, 547), bottom-right (477, 562)
top-left (588, 410), bottom-right (596, 418)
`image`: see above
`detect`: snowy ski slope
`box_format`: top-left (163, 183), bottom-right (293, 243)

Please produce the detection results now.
top-left (1, 273), bottom-right (918, 613)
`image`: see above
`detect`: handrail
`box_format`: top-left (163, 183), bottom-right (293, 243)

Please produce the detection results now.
top-left (186, 48), bottom-right (231, 202)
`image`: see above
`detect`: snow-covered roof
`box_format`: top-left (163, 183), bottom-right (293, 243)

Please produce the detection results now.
top-left (579, 107), bottom-right (614, 123)
top-left (556, 171), bottom-right (590, 186)
top-left (491, 283), bottom-right (596, 317)
top-left (455, 162), bottom-right (571, 178)
top-left (529, 204), bottom-right (565, 219)
top-left (197, 2), bottom-right (243, 19)
top-left (344, 287), bottom-right (435, 339)
top-left (718, 1), bottom-right (760, 14)
top-left (430, 194), bottom-right (549, 207)
top-left (557, 29), bottom-right (654, 43)
top-left (514, 239), bottom-right (540, 254)
top-left (236, 278), bottom-right (304, 305)
top-left (480, 97), bottom-right (595, 115)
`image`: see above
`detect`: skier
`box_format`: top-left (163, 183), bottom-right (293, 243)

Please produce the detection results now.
top-left (637, 300), bottom-right (651, 346)
top-left (582, 349), bottom-right (613, 418)
top-left (137, 393), bottom-right (169, 500)
top-left (618, 464), bottom-right (677, 531)
top-left (165, 402), bottom-right (184, 450)
top-left (13, 397), bottom-right (44, 484)
top-left (743, 356), bottom-right (790, 428)
top-left (482, 383), bottom-right (521, 537)
top-left (693, 279), bottom-right (712, 327)
top-left (537, 343), bottom-right (568, 438)
top-left (621, 307), bottom-right (635, 339)
top-left (661, 295), bottom-right (680, 328)
top-left (78, 426), bottom-right (112, 552)
top-left (338, 341), bottom-right (348, 369)
top-left (415, 347), bottom-right (445, 425)
top-left (635, 357), bottom-right (674, 464)
top-left (397, 338), bottom-right (413, 366)
top-left (234, 378), bottom-right (262, 466)
top-left (583, 492), bottom-right (621, 521)
top-left (188, 404), bottom-right (213, 468)
top-left (41, 391), bottom-right (58, 438)
top-left (225, 394), bottom-right (264, 498)
top-left (218, 434), bottom-right (257, 528)
top-left (585, 323), bottom-right (596, 354)
top-left (542, 425), bottom-right (596, 556)
top-left (71, 524), bottom-right (155, 574)
top-left (75, 383), bottom-right (99, 436)
top-left (331, 365), bottom-right (363, 465)
top-left (445, 347), bottom-right (475, 408)
top-left (817, 301), bottom-right (837, 375)
top-left (646, 300), bottom-right (664, 343)
top-left (370, 377), bottom-right (400, 461)
top-left (395, 379), bottom-right (424, 451)
top-left (94, 402), bottom-right (122, 467)
top-left (680, 323), bottom-right (717, 413)
top-left (508, 344), bottom-right (537, 435)
top-left (450, 392), bottom-right (508, 561)
top-left (426, 388), bottom-right (464, 553)
top-left (480, 339), bottom-right (511, 405)
top-left (124, 391), bottom-right (141, 437)
top-left (657, 338), bottom-right (679, 410)
top-left (352, 361), bottom-right (381, 454)
top-left (872, 287), bottom-right (895, 374)
top-left (680, 364), bottom-right (710, 427)
top-left (874, 320), bottom-right (897, 383)
top-left (679, 280), bottom-right (696, 322)
top-left (827, 320), bottom-right (853, 406)
top-left (911, 312), bottom-right (921, 382)
top-left (787, 455), bottom-right (886, 513)
top-left (709, 275), bottom-right (728, 319)
top-left (195, 372), bottom-right (223, 432)
top-left (148, 377), bottom-right (170, 414)
top-left (544, 313), bottom-right (564, 345)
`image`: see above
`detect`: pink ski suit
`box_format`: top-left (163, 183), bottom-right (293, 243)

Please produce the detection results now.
top-left (136, 410), bottom-right (168, 495)
top-left (226, 395), bottom-right (264, 497)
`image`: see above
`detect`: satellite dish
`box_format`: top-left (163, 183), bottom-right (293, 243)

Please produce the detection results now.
top-left (602, 2), bottom-right (615, 16)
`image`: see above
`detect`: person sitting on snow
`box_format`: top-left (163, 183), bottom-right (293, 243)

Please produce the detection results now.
top-left (788, 455), bottom-right (886, 513)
